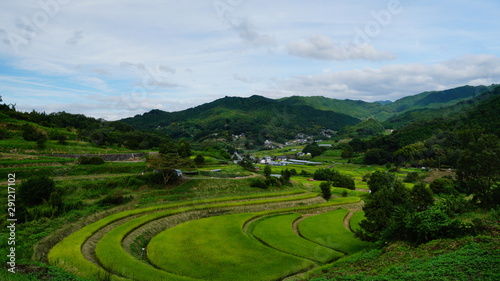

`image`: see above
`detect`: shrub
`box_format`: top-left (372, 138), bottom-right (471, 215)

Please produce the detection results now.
top-left (18, 175), bottom-right (56, 206)
top-left (98, 191), bottom-right (133, 206)
top-left (250, 179), bottom-right (268, 189)
top-left (404, 172), bottom-right (419, 182)
top-left (320, 181), bottom-right (332, 200)
top-left (194, 154), bottom-right (205, 166)
top-left (430, 178), bottom-right (456, 194)
top-left (77, 156), bottom-right (105, 165)
top-left (0, 127), bottom-right (10, 139)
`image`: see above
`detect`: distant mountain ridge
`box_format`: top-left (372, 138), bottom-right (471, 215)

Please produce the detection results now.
top-left (121, 84), bottom-right (500, 141)
top-left (121, 95), bottom-right (361, 142)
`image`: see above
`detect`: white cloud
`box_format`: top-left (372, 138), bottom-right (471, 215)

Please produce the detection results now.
top-left (260, 54), bottom-right (500, 101)
top-left (287, 35), bottom-right (395, 61)
top-left (230, 18), bottom-right (276, 48)
top-left (0, 1), bottom-right (499, 120)
top-left (66, 30), bottom-right (84, 45)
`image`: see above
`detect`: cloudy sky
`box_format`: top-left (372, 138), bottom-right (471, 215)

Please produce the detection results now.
top-left (1, 0), bottom-right (499, 120)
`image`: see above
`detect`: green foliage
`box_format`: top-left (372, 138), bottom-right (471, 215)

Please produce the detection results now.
top-left (410, 182), bottom-right (434, 211)
top-left (320, 181), bottom-right (332, 200)
top-left (303, 142), bottom-right (326, 157)
top-left (238, 155), bottom-right (255, 172)
top-left (403, 206), bottom-right (475, 244)
top-left (264, 165), bottom-right (272, 178)
top-left (21, 124), bottom-right (47, 142)
top-left (77, 156), bottom-right (105, 165)
top-left (98, 191), bottom-right (133, 206)
top-left (341, 118), bottom-right (385, 138)
top-left (364, 148), bottom-right (391, 165)
top-left (314, 169), bottom-right (355, 190)
top-left (457, 134), bottom-right (500, 208)
top-left (358, 179), bottom-right (412, 242)
top-left (367, 171), bottom-right (397, 194)
top-left (404, 171), bottom-right (419, 183)
top-left (121, 95), bottom-right (360, 143)
top-left (305, 236), bottom-right (500, 281)
top-left (193, 154), bottom-right (205, 165)
top-left (430, 178), bottom-right (456, 194)
top-left (18, 175), bottom-right (56, 207)
top-left (250, 179), bottom-right (268, 189)
top-left (341, 145), bottom-right (354, 158)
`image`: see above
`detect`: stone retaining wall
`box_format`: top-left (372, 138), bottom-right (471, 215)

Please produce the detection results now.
top-left (45, 153), bottom-right (145, 161)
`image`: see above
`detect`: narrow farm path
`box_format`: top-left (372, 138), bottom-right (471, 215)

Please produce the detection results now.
top-left (343, 210), bottom-right (355, 232)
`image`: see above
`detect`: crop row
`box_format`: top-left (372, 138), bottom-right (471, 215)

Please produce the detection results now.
top-left (48, 190), bottom-right (324, 280)
top-left (145, 201), bottom-right (366, 281)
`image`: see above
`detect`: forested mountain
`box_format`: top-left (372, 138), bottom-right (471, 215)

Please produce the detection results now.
top-left (357, 86), bottom-right (500, 168)
top-left (281, 85), bottom-right (498, 121)
top-left (383, 84), bottom-right (500, 128)
top-left (121, 84), bottom-right (499, 143)
top-left (278, 96), bottom-right (392, 120)
top-left (121, 95), bottom-right (361, 142)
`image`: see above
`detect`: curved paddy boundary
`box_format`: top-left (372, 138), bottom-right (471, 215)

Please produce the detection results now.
top-left (49, 190), bottom-right (316, 281)
top-left (296, 209), bottom-right (374, 256)
top-left (94, 193), bottom-right (323, 280)
top-left (143, 198), bottom-right (361, 281)
top-left (122, 196), bottom-right (325, 259)
top-left (246, 213), bottom-right (339, 264)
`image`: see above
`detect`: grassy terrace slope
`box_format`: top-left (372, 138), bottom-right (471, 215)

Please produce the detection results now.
top-left (48, 190), bottom-right (310, 279)
top-left (251, 213), bottom-right (344, 263)
top-left (298, 209), bottom-right (374, 255)
top-left (49, 186), bottom-right (364, 281)
top-left (149, 213), bottom-right (313, 281)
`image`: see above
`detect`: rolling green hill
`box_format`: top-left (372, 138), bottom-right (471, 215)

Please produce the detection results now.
top-left (121, 95), bottom-right (361, 142)
top-left (121, 84), bottom-right (499, 142)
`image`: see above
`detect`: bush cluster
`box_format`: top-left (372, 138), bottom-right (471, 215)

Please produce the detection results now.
top-left (77, 156), bottom-right (105, 165)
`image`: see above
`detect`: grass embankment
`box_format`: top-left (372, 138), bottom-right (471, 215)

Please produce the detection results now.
top-left (251, 213), bottom-right (343, 263)
top-left (300, 235), bottom-right (500, 281)
top-left (298, 209), bottom-right (374, 255)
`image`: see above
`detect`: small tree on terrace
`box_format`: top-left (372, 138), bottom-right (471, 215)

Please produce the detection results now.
top-left (264, 165), bottom-right (272, 178)
top-left (320, 181), bottom-right (332, 200)
top-left (194, 154), bottom-right (205, 166)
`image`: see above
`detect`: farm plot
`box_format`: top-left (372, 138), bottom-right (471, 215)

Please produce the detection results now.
top-left (298, 209), bottom-right (374, 254)
top-left (250, 213), bottom-right (344, 263)
top-left (48, 176), bottom-right (364, 281)
top-left (49, 191), bottom-right (320, 280)
top-left (349, 210), bottom-right (366, 233)
top-left (148, 213), bottom-right (314, 281)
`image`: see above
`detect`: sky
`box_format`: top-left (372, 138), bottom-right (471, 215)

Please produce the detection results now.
top-left (1, 0), bottom-right (499, 120)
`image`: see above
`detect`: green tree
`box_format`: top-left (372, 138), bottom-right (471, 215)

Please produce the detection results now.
top-left (18, 175), bottom-right (56, 206)
top-left (410, 182), bottom-right (434, 211)
top-left (404, 172), bottom-right (419, 183)
top-left (320, 181), bottom-right (332, 200)
top-left (264, 165), bottom-right (272, 178)
top-left (429, 178), bottom-right (455, 194)
top-left (457, 134), bottom-right (500, 207)
top-left (358, 179), bottom-right (412, 242)
top-left (178, 139), bottom-right (192, 158)
top-left (302, 142), bottom-right (324, 157)
top-left (194, 154), bottom-right (205, 166)
top-left (367, 171), bottom-right (397, 194)
top-left (341, 145), bottom-right (354, 158)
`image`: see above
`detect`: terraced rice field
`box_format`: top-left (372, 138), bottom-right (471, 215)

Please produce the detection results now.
top-left (48, 188), bottom-right (372, 281)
